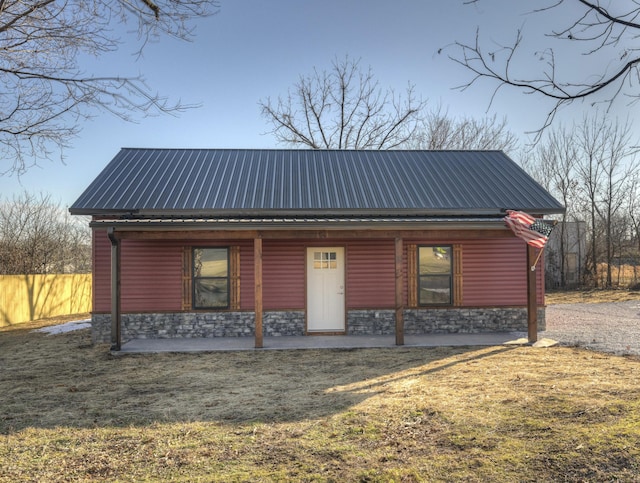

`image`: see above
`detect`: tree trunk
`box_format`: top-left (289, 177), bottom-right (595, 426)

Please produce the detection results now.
top-left (591, 202), bottom-right (599, 288)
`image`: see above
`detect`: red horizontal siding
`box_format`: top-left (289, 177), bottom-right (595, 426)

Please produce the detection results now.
top-left (94, 237), bottom-right (258, 313)
top-left (94, 232), bottom-right (185, 313)
top-left (92, 234), bottom-right (544, 314)
top-left (263, 241), bottom-right (305, 310)
top-left (462, 238), bottom-right (543, 306)
top-left (238, 241), bottom-right (255, 310)
top-left (346, 240), bottom-right (396, 309)
top-left (93, 230), bottom-right (111, 312)
top-left (120, 240), bottom-right (183, 311)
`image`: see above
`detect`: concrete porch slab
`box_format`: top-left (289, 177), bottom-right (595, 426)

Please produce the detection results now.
top-left (117, 332), bottom-right (532, 353)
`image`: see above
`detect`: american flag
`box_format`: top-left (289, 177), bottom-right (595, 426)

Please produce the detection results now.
top-left (504, 210), bottom-right (555, 249)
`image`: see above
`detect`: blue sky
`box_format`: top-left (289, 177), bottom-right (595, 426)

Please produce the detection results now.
top-left (0, 1), bottom-right (622, 206)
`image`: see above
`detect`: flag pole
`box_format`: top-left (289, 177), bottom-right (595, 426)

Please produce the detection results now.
top-left (529, 221), bottom-right (557, 271)
top-left (530, 247), bottom-right (544, 271)
top-left (503, 210), bottom-right (557, 344)
top-left (526, 244), bottom-right (538, 343)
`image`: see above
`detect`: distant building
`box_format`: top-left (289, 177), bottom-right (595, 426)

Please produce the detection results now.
top-left (545, 221), bottom-right (587, 289)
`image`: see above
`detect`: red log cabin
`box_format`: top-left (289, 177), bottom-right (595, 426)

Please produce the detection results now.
top-left (69, 149), bottom-right (564, 350)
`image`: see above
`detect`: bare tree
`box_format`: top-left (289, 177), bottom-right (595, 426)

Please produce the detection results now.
top-left (574, 116), bottom-right (608, 286)
top-left (449, 1), bottom-right (640, 135)
top-left (0, 192), bottom-right (91, 274)
top-left (0, 0), bottom-right (219, 174)
top-left (596, 118), bottom-right (639, 286)
top-left (411, 107), bottom-right (518, 153)
top-left (524, 114), bottom-right (639, 288)
top-left (260, 56), bottom-right (428, 149)
top-left (571, 115), bottom-right (638, 287)
top-left (530, 124), bottom-right (579, 287)
top-left (627, 173), bottom-right (640, 285)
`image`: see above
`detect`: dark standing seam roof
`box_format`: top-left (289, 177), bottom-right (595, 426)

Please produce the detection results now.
top-left (69, 149), bottom-right (565, 216)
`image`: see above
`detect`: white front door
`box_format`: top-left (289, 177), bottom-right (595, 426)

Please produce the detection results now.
top-left (306, 247), bottom-right (345, 332)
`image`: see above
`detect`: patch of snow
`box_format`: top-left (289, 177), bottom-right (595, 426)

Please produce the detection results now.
top-left (33, 319), bottom-right (91, 335)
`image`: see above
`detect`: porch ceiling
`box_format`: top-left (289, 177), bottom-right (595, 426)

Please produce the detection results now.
top-left (90, 216), bottom-right (518, 240)
top-left (91, 215), bottom-right (508, 230)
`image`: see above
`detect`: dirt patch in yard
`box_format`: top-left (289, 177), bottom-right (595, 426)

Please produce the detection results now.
top-left (1, 316), bottom-right (640, 481)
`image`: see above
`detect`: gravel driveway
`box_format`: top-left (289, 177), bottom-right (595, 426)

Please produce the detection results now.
top-left (542, 301), bottom-right (640, 356)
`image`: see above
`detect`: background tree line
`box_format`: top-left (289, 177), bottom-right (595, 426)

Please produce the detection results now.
top-left (524, 115), bottom-right (640, 290)
top-left (0, 192), bottom-right (91, 275)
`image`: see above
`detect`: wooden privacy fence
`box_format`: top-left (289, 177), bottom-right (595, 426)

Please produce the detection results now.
top-left (0, 274), bottom-right (92, 326)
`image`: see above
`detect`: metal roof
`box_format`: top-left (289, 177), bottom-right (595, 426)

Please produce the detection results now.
top-left (70, 149), bottom-right (564, 216)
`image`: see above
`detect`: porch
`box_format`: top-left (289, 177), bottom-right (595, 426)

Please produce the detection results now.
top-left (116, 332), bottom-right (538, 353)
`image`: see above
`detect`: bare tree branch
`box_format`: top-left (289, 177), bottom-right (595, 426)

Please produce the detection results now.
top-left (0, 0), bottom-right (219, 174)
top-left (449, 1), bottom-right (640, 136)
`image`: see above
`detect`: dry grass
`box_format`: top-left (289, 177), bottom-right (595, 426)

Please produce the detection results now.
top-left (546, 289), bottom-right (640, 305)
top-left (596, 263), bottom-right (640, 289)
top-left (2, 314), bottom-right (640, 481)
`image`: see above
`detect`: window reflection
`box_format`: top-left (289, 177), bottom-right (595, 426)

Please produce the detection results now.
top-left (193, 248), bottom-right (229, 309)
top-left (313, 251), bottom-right (337, 270)
top-left (418, 246), bottom-right (452, 305)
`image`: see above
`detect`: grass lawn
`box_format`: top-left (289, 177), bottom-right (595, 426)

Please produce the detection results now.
top-left (1, 312), bottom-right (640, 482)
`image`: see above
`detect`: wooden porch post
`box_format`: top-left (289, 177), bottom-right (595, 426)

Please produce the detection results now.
top-left (395, 237), bottom-right (404, 346)
top-left (254, 237), bottom-right (263, 348)
top-left (107, 228), bottom-right (121, 351)
top-left (527, 244), bottom-right (538, 343)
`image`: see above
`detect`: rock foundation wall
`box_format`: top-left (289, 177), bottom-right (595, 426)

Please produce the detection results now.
top-left (92, 308), bottom-right (544, 344)
top-left (91, 311), bottom-right (305, 344)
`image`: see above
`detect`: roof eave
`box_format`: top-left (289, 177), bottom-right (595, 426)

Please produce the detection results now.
top-left (74, 206), bottom-right (565, 218)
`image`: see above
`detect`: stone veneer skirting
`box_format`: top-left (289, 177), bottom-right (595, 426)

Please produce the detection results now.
top-left (348, 308), bottom-right (545, 335)
top-left (91, 311), bottom-right (304, 344)
top-left (91, 308), bottom-right (545, 344)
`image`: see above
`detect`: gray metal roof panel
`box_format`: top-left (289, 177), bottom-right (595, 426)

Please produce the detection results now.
top-left (70, 149), bottom-right (565, 215)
